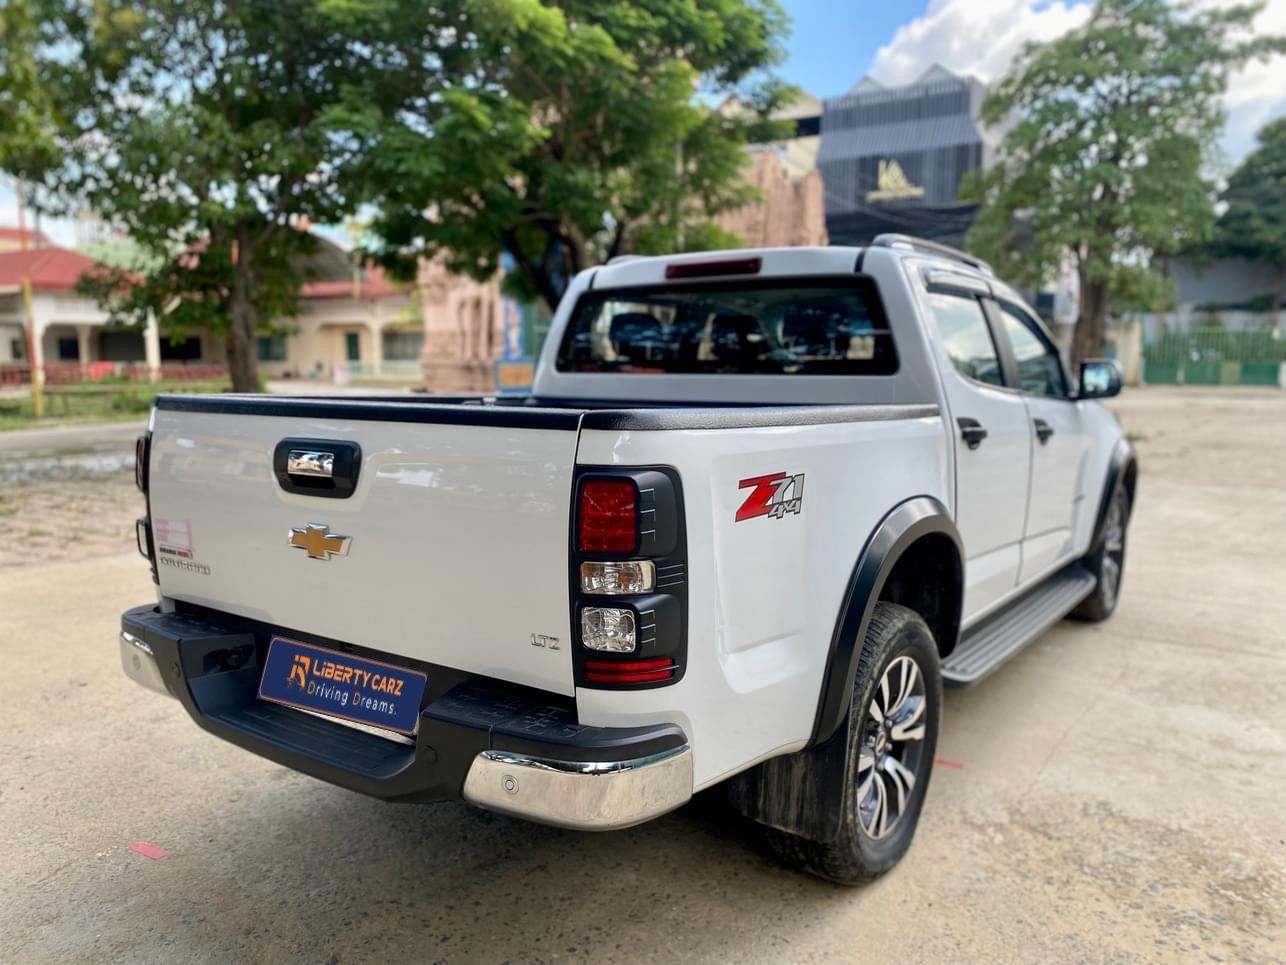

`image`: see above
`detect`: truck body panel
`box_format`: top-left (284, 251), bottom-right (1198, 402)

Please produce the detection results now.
top-left (148, 406), bottom-right (580, 695)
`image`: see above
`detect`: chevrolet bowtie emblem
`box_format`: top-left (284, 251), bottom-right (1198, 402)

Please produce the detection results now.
top-left (288, 523), bottom-right (352, 561)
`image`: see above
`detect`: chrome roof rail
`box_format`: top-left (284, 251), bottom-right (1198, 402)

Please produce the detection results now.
top-left (871, 233), bottom-right (994, 277)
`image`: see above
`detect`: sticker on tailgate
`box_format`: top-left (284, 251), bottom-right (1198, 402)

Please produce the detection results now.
top-left (258, 636), bottom-right (427, 735)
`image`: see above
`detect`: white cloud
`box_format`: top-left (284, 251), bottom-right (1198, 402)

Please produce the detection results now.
top-left (868, 0), bottom-right (1286, 166)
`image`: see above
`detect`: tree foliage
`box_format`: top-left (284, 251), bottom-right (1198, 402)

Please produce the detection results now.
top-left (0, 0), bottom-right (58, 176)
top-left (31, 0), bottom-right (448, 390)
top-left (1210, 118), bottom-right (1286, 320)
top-left (963, 0), bottom-right (1285, 362)
top-left (357, 0), bottom-right (791, 311)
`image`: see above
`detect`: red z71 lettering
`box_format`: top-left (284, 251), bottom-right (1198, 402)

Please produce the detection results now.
top-left (736, 472), bottom-right (805, 522)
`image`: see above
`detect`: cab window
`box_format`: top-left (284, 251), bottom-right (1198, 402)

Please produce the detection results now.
top-left (997, 305), bottom-right (1067, 397)
top-left (926, 291), bottom-right (1003, 387)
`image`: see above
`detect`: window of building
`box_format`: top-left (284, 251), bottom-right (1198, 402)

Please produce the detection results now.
top-left (382, 330), bottom-right (424, 362)
top-left (99, 331), bottom-right (145, 362)
top-left (10, 338), bottom-right (25, 361)
top-left (257, 336), bottom-right (287, 362)
top-left (927, 291), bottom-right (1003, 386)
top-left (57, 337), bottom-right (79, 361)
top-left (160, 336), bottom-right (201, 361)
top-left (997, 305), bottom-right (1067, 397)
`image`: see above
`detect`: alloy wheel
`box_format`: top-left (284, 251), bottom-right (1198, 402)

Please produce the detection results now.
top-left (1100, 490), bottom-right (1126, 611)
top-left (857, 655), bottom-right (929, 840)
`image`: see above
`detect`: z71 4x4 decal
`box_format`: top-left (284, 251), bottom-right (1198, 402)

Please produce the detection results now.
top-left (736, 472), bottom-right (805, 522)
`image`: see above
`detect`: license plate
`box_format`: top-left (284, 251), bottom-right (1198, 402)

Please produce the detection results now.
top-left (258, 636), bottom-right (427, 736)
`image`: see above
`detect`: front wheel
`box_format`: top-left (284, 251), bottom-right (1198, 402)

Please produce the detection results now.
top-left (1072, 481), bottom-right (1130, 622)
top-left (766, 602), bottom-right (941, 884)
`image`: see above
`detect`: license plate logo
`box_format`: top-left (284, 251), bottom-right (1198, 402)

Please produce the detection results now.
top-left (258, 637), bottom-right (427, 735)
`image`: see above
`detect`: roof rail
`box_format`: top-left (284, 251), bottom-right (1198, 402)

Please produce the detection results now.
top-left (871, 234), bottom-right (993, 277)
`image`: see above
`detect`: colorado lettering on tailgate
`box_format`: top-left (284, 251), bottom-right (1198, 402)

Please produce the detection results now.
top-left (736, 472), bottom-right (805, 522)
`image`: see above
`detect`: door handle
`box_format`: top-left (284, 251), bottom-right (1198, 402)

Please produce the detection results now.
top-left (956, 417), bottom-right (988, 450)
top-left (1033, 418), bottom-right (1055, 445)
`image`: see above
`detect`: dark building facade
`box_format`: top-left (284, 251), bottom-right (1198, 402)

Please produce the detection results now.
top-left (817, 66), bottom-right (993, 249)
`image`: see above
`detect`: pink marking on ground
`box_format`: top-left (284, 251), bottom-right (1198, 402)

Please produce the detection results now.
top-left (130, 842), bottom-right (168, 860)
top-left (934, 758), bottom-right (965, 769)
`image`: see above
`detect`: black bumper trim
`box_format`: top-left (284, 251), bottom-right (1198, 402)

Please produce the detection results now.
top-left (121, 604), bottom-right (686, 803)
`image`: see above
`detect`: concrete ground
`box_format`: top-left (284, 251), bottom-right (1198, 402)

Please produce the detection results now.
top-left (1, 386), bottom-right (1283, 964)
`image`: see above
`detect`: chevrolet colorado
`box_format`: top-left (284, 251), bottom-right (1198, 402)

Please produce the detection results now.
top-left (120, 235), bottom-right (1136, 883)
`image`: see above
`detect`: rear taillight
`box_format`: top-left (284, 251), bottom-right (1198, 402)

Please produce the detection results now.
top-left (584, 658), bottom-right (676, 685)
top-left (135, 434), bottom-right (150, 493)
top-left (571, 469), bottom-right (687, 689)
top-left (578, 480), bottom-right (637, 553)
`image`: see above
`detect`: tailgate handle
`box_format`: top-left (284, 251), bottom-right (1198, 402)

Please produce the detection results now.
top-left (273, 439), bottom-right (361, 499)
top-left (287, 450), bottom-right (335, 478)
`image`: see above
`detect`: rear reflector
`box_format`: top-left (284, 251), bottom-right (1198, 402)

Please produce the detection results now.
top-left (578, 480), bottom-right (637, 553)
top-left (584, 658), bottom-right (676, 684)
top-left (664, 256), bottom-right (762, 279)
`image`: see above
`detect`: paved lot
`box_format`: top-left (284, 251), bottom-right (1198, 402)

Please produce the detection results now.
top-left (1, 387), bottom-right (1284, 963)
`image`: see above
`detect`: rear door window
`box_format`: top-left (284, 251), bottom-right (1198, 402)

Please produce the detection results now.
top-left (556, 278), bottom-right (897, 375)
top-left (925, 291), bottom-right (1004, 387)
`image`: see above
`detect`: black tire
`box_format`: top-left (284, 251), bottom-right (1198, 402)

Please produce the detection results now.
top-left (765, 603), bottom-right (941, 884)
top-left (1071, 481), bottom-right (1130, 622)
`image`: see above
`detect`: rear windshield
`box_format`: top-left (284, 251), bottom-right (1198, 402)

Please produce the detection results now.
top-left (555, 277), bottom-right (897, 375)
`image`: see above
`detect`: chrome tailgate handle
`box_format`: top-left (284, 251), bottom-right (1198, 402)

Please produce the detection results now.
top-left (287, 450), bottom-right (335, 478)
top-left (273, 439), bottom-right (361, 498)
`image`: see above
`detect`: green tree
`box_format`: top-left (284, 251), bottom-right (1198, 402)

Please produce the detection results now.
top-left (1210, 118), bottom-right (1286, 325)
top-left (964, 0), bottom-right (1285, 363)
top-left (359, 0), bottom-right (791, 311)
top-left (36, 0), bottom-right (454, 391)
top-left (0, 0), bottom-right (58, 176)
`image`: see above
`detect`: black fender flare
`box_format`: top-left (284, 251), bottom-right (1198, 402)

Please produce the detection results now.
top-left (810, 495), bottom-right (962, 747)
top-left (725, 496), bottom-right (961, 841)
top-left (1090, 438), bottom-right (1137, 546)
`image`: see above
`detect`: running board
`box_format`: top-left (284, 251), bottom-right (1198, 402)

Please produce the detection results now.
top-left (942, 565), bottom-right (1097, 686)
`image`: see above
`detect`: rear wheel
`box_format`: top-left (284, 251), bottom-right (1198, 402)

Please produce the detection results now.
top-left (765, 603), bottom-right (941, 884)
top-left (1072, 481), bottom-right (1129, 622)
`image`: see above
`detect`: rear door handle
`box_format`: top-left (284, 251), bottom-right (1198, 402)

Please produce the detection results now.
top-left (1033, 418), bottom-right (1055, 445)
top-left (956, 417), bottom-right (988, 450)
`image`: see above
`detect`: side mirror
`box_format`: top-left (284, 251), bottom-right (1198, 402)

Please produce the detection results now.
top-left (1077, 359), bottom-right (1122, 400)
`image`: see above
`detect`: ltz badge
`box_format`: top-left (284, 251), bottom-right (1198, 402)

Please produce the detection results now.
top-left (735, 472), bottom-right (806, 522)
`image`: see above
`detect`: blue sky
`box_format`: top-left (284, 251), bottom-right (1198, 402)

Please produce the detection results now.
top-left (778, 0), bottom-right (930, 98)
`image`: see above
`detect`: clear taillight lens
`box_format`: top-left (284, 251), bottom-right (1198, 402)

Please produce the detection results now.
top-left (580, 607), bottom-right (637, 653)
top-left (580, 560), bottom-right (655, 595)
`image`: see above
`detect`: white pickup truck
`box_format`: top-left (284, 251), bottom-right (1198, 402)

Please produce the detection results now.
top-left (120, 235), bottom-right (1135, 883)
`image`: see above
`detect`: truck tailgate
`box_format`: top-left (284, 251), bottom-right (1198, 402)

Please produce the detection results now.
top-left (147, 401), bottom-right (581, 696)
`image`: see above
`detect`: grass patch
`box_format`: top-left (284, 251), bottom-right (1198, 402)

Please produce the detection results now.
top-left (1125, 429), bottom-right (1148, 443)
top-left (0, 381), bottom-right (230, 431)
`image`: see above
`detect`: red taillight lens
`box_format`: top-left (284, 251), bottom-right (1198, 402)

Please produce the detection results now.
top-left (584, 658), bottom-right (675, 684)
top-left (578, 480), bottom-right (637, 553)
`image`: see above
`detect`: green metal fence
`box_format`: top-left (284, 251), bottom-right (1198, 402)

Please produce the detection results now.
top-left (1143, 329), bottom-right (1285, 386)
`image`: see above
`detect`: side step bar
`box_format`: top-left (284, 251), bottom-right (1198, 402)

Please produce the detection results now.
top-left (943, 564), bottom-right (1097, 686)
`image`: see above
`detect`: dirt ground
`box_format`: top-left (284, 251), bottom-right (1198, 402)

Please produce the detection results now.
top-left (0, 450), bottom-right (140, 567)
top-left (0, 387), bottom-right (1284, 964)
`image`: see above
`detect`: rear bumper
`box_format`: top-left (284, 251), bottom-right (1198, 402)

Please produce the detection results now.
top-left (120, 604), bottom-right (691, 830)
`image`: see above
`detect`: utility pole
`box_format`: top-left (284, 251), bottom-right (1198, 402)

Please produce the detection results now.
top-left (15, 180), bottom-right (44, 418)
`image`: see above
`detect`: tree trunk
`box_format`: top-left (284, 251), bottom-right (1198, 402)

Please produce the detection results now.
top-left (1073, 267), bottom-right (1109, 367)
top-left (226, 227), bottom-right (260, 393)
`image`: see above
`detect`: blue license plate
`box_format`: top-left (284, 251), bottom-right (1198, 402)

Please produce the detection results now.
top-left (258, 636), bottom-right (427, 736)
